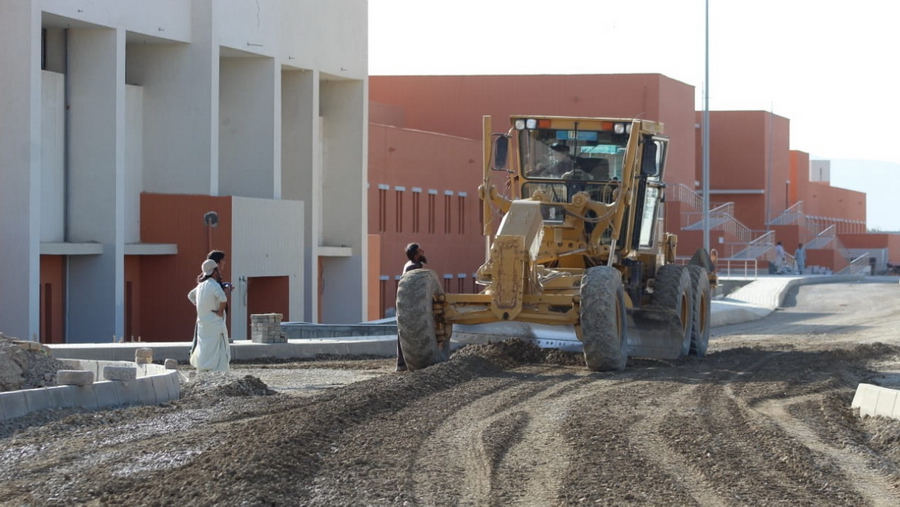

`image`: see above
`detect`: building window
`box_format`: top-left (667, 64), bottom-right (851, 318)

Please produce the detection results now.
top-left (443, 274), bottom-right (453, 293)
top-left (395, 186), bottom-right (406, 233)
top-left (412, 188), bottom-right (421, 233)
top-left (377, 185), bottom-right (389, 232)
top-left (379, 276), bottom-right (389, 318)
top-left (428, 190), bottom-right (437, 234)
top-left (444, 191), bottom-right (453, 234)
top-left (458, 192), bottom-right (466, 234)
top-left (457, 274), bottom-right (466, 293)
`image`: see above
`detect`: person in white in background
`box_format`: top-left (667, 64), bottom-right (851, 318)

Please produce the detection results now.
top-left (188, 259), bottom-right (231, 372)
top-left (795, 243), bottom-right (806, 274)
top-left (774, 241), bottom-right (786, 274)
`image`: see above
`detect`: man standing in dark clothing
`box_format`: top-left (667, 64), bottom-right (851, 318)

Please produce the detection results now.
top-left (397, 243), bottom-right (427, 371)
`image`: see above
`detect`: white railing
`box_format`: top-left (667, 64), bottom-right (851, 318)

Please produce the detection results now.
top-left (729, 230), bottom-right (775, 260)
top-left (838, 252), bottom-right (872, 275)
top-left (806, 224), bottom-right (836, 250)
top-left (671, 183), bottom-right (702, 212)
top-left (769, 201), bottom-right (804, 225)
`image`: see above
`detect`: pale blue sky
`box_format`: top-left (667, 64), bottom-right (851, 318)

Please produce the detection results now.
top-left (369, 0), bottom-right (900, 230)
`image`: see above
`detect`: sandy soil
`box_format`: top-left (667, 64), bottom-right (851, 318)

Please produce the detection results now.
top-left (3, 280), bottom-right (900, 506)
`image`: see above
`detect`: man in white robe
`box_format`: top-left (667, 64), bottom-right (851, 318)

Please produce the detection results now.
top-left (188, 259), bottom-right (231, 371)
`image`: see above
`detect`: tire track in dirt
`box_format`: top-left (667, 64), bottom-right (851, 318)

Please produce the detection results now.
top-left (755, 393), bottom-right (900, 507)
top-left (713, 352), bottom-right (867, 505)
top-left (625, 377), bottom-right (728, 507)
top-left (410, 367), bottom-right (627, 506)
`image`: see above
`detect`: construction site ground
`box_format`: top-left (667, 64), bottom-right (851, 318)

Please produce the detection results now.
top-left (3, 280), bottom-right (900, 506)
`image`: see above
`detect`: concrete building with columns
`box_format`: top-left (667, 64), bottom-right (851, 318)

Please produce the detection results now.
top-left (0, 0), bottom-right (368, 343)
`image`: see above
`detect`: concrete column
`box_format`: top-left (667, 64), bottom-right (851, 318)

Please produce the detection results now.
top-left (65, 27), bottom-right (126, 342)
top-left (320, 79), bottom-right (367, 323)
top-left (219, 57), bottom-right (276, 199)
top-left (125, 2), bottom-right (218, 196)
top-left (281, 69), bottom-right (318, 321)
top-left (0, 1), bottom-right (41, 341)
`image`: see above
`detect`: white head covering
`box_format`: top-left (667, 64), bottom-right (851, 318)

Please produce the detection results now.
top-left (201, 259), bottom-right (218, 276)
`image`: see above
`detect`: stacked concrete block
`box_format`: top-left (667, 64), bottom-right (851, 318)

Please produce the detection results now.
top-left (135, 348), bottom-right (153, 364)
top-left (251, 313), bottom-right (287, 343)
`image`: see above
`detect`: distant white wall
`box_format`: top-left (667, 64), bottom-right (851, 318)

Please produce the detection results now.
top-left (218, 56), bottom-right (276, 199)
top-left (124, 84), bottom-right (143, 243)
top-left (810, 160), bottom-right (830, 183)
top-left (40, 70), bottom-right (65, 242)
top-left (230, 197), bottom-right (304, 339)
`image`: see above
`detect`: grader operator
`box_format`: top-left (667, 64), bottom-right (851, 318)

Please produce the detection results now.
top-left (396, 115), bottom-right (716, 371)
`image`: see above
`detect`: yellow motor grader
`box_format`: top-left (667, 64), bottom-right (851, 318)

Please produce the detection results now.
top-left (396, 115), bottom-right (716, 371)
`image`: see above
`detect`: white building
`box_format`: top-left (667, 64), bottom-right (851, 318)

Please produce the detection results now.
top-left (0, 0), bottom-right (368, 343)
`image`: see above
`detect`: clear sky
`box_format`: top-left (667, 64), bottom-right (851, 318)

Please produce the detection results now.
top-left (369, 0), bottom-right (900, 230)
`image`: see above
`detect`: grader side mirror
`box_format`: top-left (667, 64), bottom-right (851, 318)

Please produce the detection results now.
top-left (641, 141), bottom-right (659, 177)
top-left (492, 135), bottom-right (509, 171)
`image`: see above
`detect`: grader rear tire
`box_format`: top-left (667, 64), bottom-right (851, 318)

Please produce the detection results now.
top-left (396, 269), bottom-right (447, 371)
top-left (580, 266), bottom-right (628, 371)
top-left (688, 265), bottom-right (711, 357)
top-left (650, 264), bottom-right (694, 358)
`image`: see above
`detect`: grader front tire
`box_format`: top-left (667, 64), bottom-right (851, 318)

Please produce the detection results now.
top-left (396, 269), bottom-right (447, 371)
top-left (580, 266), bottom-right (629, 372)
top-left (688, 265), bottom-right (711, 357)
top-left (651, 264), bottom-right (694, 358)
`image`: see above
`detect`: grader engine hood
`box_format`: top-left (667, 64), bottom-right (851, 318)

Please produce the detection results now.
top-left (488, 200), bottom-right (544, 321)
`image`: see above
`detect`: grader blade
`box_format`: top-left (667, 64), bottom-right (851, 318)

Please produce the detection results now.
top-left (626, 308), bottom-right (686, 359)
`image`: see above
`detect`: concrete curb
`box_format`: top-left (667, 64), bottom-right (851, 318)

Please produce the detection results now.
top-left (852, 383), bottom-right (900, 420)
top-left (0, 359), bottom-right (181, 422)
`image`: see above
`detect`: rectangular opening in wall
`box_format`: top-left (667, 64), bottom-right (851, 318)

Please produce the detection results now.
top-left (378, 188), bottom-right (387, 232)
top-left (412, 190), bottom-right (420, 233)
top-left (428, 192), bottom-right (436, 234)
top-left (41, 283), bottom-right (52, 343)
top-left (395, 188), bottom-right (404, 232)
top-left (444, 194), bottom-right (452, 234)
top-left (458, 195), bottom-right (465, 234)
top-left (125, 281), bottom-right (133, 342)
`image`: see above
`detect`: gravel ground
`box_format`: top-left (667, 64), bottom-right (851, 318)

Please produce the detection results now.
top-left (2, 281), bottom-right (900, 506)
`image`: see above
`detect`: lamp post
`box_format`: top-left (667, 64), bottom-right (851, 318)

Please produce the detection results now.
top-left (702, 0), bottom-right (710, 252)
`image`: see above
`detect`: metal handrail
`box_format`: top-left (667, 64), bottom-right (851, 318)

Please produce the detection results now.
top-left (838, 252), bottom-right (871, 275)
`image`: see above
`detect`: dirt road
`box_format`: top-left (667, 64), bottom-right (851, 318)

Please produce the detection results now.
top-left (3, 280), bottom-right (900, 506)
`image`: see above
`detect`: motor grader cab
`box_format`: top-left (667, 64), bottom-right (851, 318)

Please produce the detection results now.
top-left (396, 115), bottom-right (716, 371)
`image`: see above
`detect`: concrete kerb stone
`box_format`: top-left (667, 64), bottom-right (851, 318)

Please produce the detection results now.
top-left (103, 365), bottom-right (137, 381)
top-left (57, 370), bottom-right (95, 386)
top-left (0, 359), bottom-right (181, 422)
top-left (852, 383), bottom-right (900, 420)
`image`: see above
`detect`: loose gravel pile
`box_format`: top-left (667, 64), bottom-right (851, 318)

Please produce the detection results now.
top-left (0, 333), bottom-right (69, 392)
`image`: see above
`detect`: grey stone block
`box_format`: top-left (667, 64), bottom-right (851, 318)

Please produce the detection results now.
top-left (93, 381), bottom-right (121, 408)
top-left (0, 391), bottom-right (28, 420)
top-left (57, 370), bottom-right (95, 386)
top-left (114, 381), bottom-right (140, 405)
top-left (164, 358), bottom-right (178, 370)
top-left (135, 347), bottom-right (153, 364)
top-left (23, 389), bottom-right (52, 413)
top-left (103, 365), bottom-right (137, 381)
top-left (151, 374), bottom-right (177, 403)
top-left (71, 385), bottom-right (99, 409)
top-left (45, 386), bottom-right (75, 409)
top-left (138, 378), bottom-right (158, 405)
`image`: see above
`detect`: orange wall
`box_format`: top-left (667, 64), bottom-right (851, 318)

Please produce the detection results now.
top-left (840, 233), bottom-right (900, 263)
top-left (368, 123), bottom-right (484, 318)
top-left (800, 182), bottom-right (866, 225)
top-left (370, 74), bottom-right (697, 191)
top-left (38, 255), bottom-right (65, 344)
top-left (139, 193), bottom-right (233, 341)
top-left (246, 276), bottom-right (289, 338)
